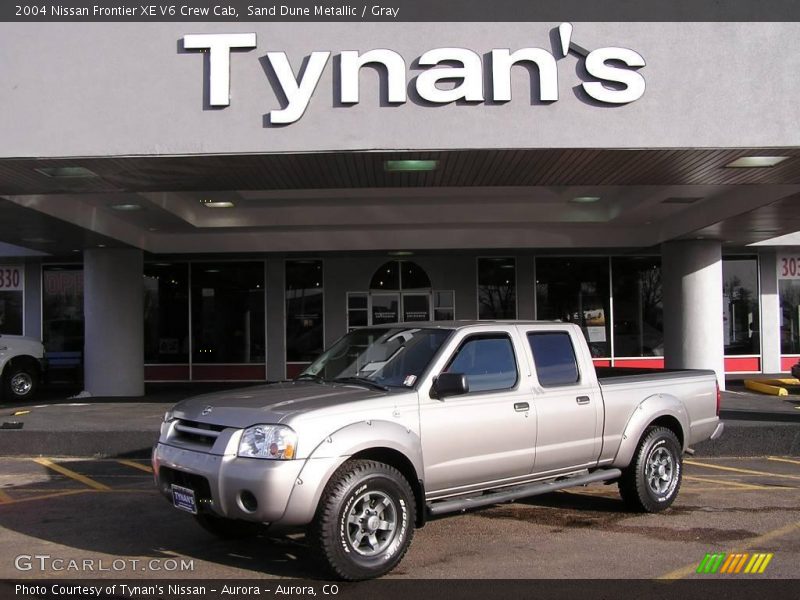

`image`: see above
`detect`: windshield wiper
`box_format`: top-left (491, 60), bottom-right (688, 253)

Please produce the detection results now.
top-left (332, 377), bottom-right (389, 391)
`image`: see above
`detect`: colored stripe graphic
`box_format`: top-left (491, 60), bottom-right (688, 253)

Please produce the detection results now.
top-left (697, 552), bottom-right (773, 574)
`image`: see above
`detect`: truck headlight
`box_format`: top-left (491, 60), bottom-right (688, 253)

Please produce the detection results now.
top-left (238, 425), bottom-right (297, 460)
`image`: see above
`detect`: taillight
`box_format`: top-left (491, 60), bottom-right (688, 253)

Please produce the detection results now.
top-left (716, 381), bottom-right (721, 416)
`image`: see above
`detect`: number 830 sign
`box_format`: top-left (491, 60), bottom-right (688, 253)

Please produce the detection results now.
top-left (0, 265), bottom-right (23, 291)
top-left (778, 254), bottom-right (800, 279)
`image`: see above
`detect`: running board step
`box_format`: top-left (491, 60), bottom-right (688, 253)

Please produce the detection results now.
top-left (427, 468), bottom-right (622, 516)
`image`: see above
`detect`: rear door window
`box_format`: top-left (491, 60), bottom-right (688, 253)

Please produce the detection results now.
top-left (527, 332), bottom-right (580, 387)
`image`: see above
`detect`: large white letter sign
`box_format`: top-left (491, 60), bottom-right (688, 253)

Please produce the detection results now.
top-left (266, 51), bottom-right (331, 124)
top-left (582, 47), bottom-right (646, 104)
top-left (415, 48), bottom-right (484, 103)
top-left (491, 48), bottom-right (558, 102)
top-left (340, 49), bottom-right (407, 104)
top-left (183, 33), bottom-right (257, 106)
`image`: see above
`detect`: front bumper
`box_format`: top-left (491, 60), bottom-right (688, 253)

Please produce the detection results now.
top-left (153, 442), bottom-right (305, 524)
top-left (153, 442), bottom-right (341, 526)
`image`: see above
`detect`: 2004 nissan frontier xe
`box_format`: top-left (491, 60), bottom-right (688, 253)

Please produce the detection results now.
top-left (153, 321), bottom-right (723, 580)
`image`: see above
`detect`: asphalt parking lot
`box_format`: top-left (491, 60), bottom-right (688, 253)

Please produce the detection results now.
top-left (0, 456), bottom-right (798, 580)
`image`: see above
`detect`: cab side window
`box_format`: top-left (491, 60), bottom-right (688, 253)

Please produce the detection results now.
top-left (446, 335), bottom-right (518, 393)
top-left (527, 332), bottom-right (580, 387)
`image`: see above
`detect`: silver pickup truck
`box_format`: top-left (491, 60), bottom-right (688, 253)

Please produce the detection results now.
top-left (153, 321), bottom-right (723, 580)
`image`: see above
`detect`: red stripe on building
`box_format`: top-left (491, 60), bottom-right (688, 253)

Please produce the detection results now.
top-left (145, 365), bottom-right (190, 381)
top-left (192, 364), bottom-right (267, 381)
top-left (723, 357), bottom-right (760, 372)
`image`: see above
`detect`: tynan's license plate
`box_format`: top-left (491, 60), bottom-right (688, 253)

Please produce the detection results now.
top-left (171, 484), bottom-right (197, 514)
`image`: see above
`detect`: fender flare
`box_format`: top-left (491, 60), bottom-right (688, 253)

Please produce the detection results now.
top-left (280, 420), bottom-right (423, 526)
top-left (611, 393), bottom-right (689, 469)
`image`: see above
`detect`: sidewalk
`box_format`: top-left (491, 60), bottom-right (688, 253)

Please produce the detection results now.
top-left (0, 381), bottom-right (798, 458)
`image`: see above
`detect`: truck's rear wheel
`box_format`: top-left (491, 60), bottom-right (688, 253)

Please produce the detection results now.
top-left (618, 426), bottom-right (682, 513)
top-left (309, 459), bottom-right (415, 580)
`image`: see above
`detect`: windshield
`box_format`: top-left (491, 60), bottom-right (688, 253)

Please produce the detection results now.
top-left (299, 327), bottom-right (452, 388)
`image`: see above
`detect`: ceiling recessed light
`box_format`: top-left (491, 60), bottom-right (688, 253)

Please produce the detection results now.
top-left (384, 160), bottom-right (438, 172)
top-left (570, 196), bottom-right (601, 203)
top-left (725, 156), bottom-right (789, 168)
top-left (205, 268), bottom-right (221, 273)
top-left (34, 166), bottom-right (98, 178)
top-left (388, 251), bottom-right (414, 256)
top-left (71, 249), bottom-right (81, 253)
top-left (97, 244), bottom-right (106, 248)
top-left (110, 203), bottom-right (142, 211)
top-left (22, 237), bottom-right (55, 244)
top-left (200, 200), bottom-right (235, 208)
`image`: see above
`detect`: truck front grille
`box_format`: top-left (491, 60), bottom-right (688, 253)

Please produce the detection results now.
top-left (172, 419), bottom-right (226, 447)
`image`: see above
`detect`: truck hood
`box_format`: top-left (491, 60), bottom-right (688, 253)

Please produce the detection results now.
top-left (171, 381), bottom-right (389, 429)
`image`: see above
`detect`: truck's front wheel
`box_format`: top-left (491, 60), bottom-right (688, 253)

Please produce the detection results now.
top-left (309, 459), bottom-right (415, 580)
top-left (618, 426), bottom-right (682, 513)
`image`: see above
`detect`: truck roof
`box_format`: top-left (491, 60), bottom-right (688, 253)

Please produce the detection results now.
top-left (371, 320), bottom-right (565, 329)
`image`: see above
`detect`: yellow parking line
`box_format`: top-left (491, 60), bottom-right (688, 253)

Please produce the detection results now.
top-left (685, 460), bottom-right (800, 481)
top-left (683, 475), bottom-right (792, 491)
top-left (32, 458), bottom-right (111, 491)
top-left (0, 489), bottom-right (12, 503)
top-left (767, 457), bottom-right (800, 467)
top-left (657, 520), bottom-right (800, 580)
top-left (116, 459), bottom-right (153, 473)
top-left (0, 489), bottom-right (91, 506)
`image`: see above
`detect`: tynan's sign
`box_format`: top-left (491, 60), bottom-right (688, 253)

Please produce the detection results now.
top-left (183, 23), bottom-right (646, 124)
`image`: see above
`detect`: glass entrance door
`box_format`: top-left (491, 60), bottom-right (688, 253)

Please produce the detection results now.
top-left (402, 293), bottom-right (432, 322)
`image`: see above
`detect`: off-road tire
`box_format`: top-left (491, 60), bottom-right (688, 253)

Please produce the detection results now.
top-left (308, 459), bottom-right (415, 581)
top-left (4, 365), bottom-right (38, 402)
top-left (195, 514), bottom-right (260, 539)
top-left (619, 426), bottom-right (683, 513)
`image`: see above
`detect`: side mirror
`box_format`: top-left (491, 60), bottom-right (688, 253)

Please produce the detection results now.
top-left (431, 372), bottom-right (469, 399)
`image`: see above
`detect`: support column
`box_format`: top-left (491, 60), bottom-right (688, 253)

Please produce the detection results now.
top-left (758, 250), bottom-right (782, 374)
top-left (662, 240), bottom-right (725, 389)
top-left (265, 258), bottom-right (285, 381)
top-left (83, 248), bottom-right (144, 396)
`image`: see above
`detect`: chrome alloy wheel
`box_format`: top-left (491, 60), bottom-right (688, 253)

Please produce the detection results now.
top-left (345, 490), bottom-right (398, 557)
top-left (10, 372), bottom-right (32, 396)
top-left (645, 446), bottom-right (675, 495)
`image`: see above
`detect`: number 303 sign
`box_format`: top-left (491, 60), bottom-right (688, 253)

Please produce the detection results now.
top-left (0, 266), bottom-right (23, 291)
top-left (778, 254), bottom-right (800, 280)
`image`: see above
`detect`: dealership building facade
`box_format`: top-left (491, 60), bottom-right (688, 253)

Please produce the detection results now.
top-left (2, 21), bottom-right (800, 395)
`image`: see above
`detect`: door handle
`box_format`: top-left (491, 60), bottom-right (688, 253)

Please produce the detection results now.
top-left (514, 402), bottom-right (530, 412)
top-left (576, 396), bottom-right (591, 405)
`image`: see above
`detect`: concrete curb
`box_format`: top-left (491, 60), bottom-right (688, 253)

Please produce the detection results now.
top-left (0, 430), bottom-right (158, 458)
top-left (693, 423), bottom-right (800, 457)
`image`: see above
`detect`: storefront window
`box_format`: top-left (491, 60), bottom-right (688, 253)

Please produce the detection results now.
top-left (536, 257), bottom-right (610, 357)
top-left (723, 257), bottom-right (760, 355)
top-left (286, 260), bottom-right (324, 362)
top-left (191, 262), bottom-right (265, 364)
top-left (478, 258), bottom-right (516, 319)
top-left (612, 257), bottom-right (663, 357)
top-left (780, 280), bottom-right (800, 354)
top-left (144, 263), bottom-right (189, 364)
top-left (42, 266), bottom-right (83, 353)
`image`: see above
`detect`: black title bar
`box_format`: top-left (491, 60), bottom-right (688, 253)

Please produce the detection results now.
top-left (3, 0), bottom-right (800, 22)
